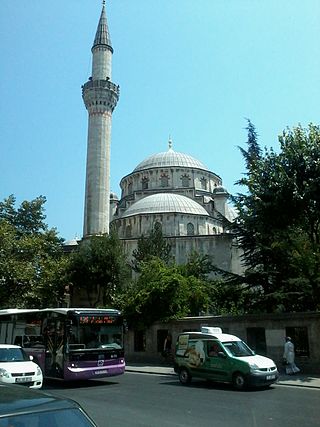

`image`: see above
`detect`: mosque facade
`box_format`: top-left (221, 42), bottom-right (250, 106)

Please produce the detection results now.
top-left (81, 4), bottom-right (243, 275)
top-left (109, 142), bottom-right (242, 273)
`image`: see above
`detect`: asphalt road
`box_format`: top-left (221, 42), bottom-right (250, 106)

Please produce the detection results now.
top-left (44, 372), bottom-right (320, 427)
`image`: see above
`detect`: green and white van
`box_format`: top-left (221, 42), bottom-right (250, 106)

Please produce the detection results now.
top-left (174, 327), bottom-right (279, 389)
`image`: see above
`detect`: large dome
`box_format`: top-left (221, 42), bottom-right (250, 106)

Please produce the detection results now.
top-left (133, 148), bottom-right (208, 172)
top-left (122, 193), bottom-right (209, 218)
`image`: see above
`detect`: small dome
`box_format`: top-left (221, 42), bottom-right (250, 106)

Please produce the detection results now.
top-left (214, 185), bottom-right (228, 194)
top-left (122, 193), bottom-right (209, 218)
top-left (133, 148), bottom-right (208, 172)
top-left (64, 238), bottom-right (79, 246)
top-left (110, 192), bottom-right (119, 200)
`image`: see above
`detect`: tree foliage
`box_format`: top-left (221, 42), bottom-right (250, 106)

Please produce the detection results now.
top-left (131, 225), bottom-right (172, 271)
top-left (116, 257), bottom-right (210, 328)
top-left (67, 231), bottom-right (130, 307)
top-left (0, 195), bottom-right (66, 308)
top-left (232, 122), bottom-right (320, 312)
top-left (179, 251), bottom-right (213, 280)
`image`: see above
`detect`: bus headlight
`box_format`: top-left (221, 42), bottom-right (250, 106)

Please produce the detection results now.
top-left (0, 368), bottom-right (10, 378)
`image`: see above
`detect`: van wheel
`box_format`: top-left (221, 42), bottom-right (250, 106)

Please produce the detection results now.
top-left (179, 368), bottom-right (191, 385)
top-left (232, 372), bottom-right (246, 390)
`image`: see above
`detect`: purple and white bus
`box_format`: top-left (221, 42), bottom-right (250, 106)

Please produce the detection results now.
top-left (0, 308), bottom-right (125, 381)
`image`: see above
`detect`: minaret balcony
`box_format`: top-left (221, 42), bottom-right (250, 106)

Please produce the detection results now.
top-left (82, 79), bottom-right (120, 112)
top-left (82, 79), bottom-right (120, 97)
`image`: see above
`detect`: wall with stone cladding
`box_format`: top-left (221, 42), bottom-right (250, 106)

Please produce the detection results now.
top-left (118, 233), bottom-right (239, 274)
top-left (124, 312), bottom-right (320, 374)
top-left (117, 214), bottom-right (221, 241)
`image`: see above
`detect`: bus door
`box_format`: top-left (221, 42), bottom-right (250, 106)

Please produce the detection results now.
top-left (42, 317), bottom-right (65, 378)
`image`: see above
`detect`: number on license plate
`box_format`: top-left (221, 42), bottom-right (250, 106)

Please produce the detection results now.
top-left (94, 370), bottom-right (108, 375)
top-left (16, 377), bottom-right (32, 383)
top-left (266, 375), bottom-right (275, 380)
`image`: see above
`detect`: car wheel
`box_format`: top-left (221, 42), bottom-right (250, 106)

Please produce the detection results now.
top-left (179, 368), bottom-right (191, 385)
top-left (232, 372), bottom-right (246, 390)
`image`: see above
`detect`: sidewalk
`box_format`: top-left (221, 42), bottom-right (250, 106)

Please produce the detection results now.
top-left (125, 363), bottom-right (320, 389)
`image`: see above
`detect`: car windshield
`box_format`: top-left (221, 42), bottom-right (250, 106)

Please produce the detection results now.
top-left (222, 340), bottom-right (254, 357)
top-left (0, 408), bottom-right (95, 427)
top-left (0, 348), bottom-right (29, 362)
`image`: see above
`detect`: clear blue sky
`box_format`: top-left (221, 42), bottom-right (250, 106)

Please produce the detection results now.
top-left (1, 0), bottom-right (319, 241)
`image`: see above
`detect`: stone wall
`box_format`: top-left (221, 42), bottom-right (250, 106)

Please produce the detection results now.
top-left (124, 312), bottom-right (320, 374)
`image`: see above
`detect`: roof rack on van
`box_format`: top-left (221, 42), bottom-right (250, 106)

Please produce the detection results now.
top-left (201, 326), bottom-right (222, 334)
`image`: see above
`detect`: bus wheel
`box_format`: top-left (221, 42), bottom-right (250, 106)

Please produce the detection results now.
top-left (179, 368), bottom-right (191, 385)
top-left (232, 372), bottom-right (246, 390)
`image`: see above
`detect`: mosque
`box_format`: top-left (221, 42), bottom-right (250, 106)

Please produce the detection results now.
top-left (74, 3), bottom-right (243, 275)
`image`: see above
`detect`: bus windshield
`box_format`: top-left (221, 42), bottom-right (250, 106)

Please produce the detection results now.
top-left (222, 340), bottom-right (254, 357)
top-left (68, 314), bottom-right (123, 351)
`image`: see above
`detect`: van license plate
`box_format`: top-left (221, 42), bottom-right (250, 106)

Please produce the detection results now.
top-left (266, 375), bottom-right (275, 380)
top-left (16, 377), bottom-right (32, 383)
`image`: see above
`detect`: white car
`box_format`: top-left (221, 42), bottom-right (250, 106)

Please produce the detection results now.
top-left (0, 344), bottom-right (43, 389)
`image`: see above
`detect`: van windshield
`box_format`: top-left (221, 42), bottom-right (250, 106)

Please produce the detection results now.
top-left (222, 340), bottom-right (254, 357)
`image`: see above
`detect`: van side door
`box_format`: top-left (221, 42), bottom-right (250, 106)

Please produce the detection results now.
top-left (205, 340), bottom-right (230, 381)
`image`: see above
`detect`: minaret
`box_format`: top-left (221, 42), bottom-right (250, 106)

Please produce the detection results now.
top-left (82, 1), bottom-right (119, 237)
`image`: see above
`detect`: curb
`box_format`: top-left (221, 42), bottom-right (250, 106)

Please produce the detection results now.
top-left (125, 367), bottom-right (320, 389)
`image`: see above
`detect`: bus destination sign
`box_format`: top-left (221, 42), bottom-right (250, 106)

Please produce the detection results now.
top-left (79, 316), bottom-right (117, 325)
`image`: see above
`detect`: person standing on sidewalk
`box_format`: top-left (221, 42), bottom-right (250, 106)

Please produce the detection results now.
top-left (283, 336), bottom-right (300, 375)
top-left (162, 333), bottom-right (173, 363)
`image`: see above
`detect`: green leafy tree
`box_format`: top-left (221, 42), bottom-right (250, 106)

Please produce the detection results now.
top-left (131, 224), bottom-right (172, 271)
top-left (116, 258), bottom-right (210, 328)
top-left (0, 195), bottom-right (66, 308)
top-left (179, 251), bottom-right (213, 280)
top-left (232, 123), bottom-right (320, 312)
top-left (67, 231), bottom-right (130, 307)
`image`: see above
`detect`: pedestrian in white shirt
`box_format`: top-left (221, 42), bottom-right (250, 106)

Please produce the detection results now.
top-left (283, 336), bottom-right (300, 375)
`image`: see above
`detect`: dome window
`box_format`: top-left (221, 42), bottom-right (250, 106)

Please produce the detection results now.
top-left (125, 225), bottom-right (132, 238)
top-left (187, 222), bottom-right (195, 236)
top-left (200, 177), bottom-right (207, 190)
top-left (128, 182), bottom-right (133, 195)
top-left (154, 222), bottom-right (162, 232)
top-left (160, 174), bottom-right (169, 188)
top-left (181, 174), bottom-right (190, 187)
top-left (141, 177), bottom-right (149, 190)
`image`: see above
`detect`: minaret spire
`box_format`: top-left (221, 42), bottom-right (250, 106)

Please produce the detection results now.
top-left (82, 3), bottom-right (119, 237)
top-left (93, 1), bottom-right (113, 53)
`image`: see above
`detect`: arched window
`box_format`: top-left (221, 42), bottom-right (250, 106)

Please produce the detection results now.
top-left (200, 177), bottom-right (207, 190)
top-left (128, 182), bottom-right (133, 195)
top-left (187, 222), bottom-right (195, 235)
top-left (212, 227), bottom-right (217, 234)
top-left (160, 174), bottom-right (169, 187)
top-left (141, 177), bottom-right (149, 190)
top-left (181, 174), bottom-right (190, 187)
top-left (154, 222), bottom-right (162, 232)
top-left (125, 225), bottom-right (132, 238)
